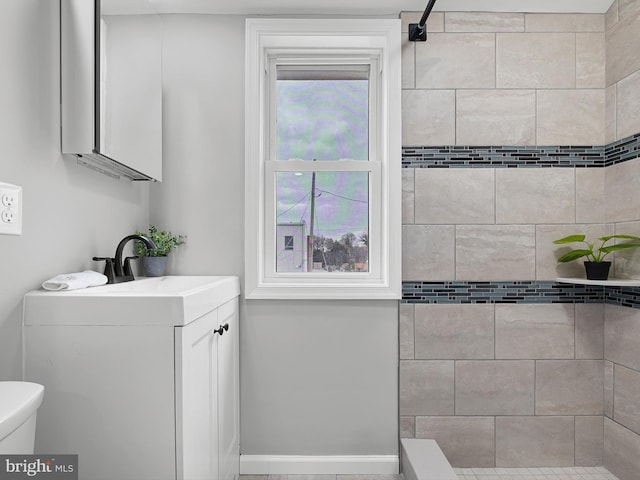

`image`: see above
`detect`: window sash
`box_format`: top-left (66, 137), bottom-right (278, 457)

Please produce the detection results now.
top-left (264, 161), bottom-right (381, 280)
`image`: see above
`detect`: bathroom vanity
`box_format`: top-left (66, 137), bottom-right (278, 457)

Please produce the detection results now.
top-left (23, 276), bottom-right (240, 480)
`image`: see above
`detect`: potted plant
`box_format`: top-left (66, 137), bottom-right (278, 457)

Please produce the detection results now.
top-left (552, 234), bottom-right (640, 280)
top-left (135, 225), bottom-right (186, 277)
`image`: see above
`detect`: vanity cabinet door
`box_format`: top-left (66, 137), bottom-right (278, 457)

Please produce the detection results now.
top-left (175, 309), bottom-right (220, 480)
top-left (217, 298), bottom-right (240, 480)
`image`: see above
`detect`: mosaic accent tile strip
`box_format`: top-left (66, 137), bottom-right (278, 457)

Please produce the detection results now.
top-left (605, 286), bottom-right (640, 308)
top-left (605, 132), bottom-right (640, 167)
top-left (402, 281), bottom-right (640, 309)
top-left (402, 145), bottom-right (605, 168)
top-left (401, 281), bottom-right (605, 304)
top-left (401, 132), bottom-right (640, 169)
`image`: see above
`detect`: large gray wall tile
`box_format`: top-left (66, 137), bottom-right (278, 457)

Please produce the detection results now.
top-left (525, 13), bottom-right (605, 32)
top-left (495, 304), bottom-right (575, 359)
top-left (618, 0), bottom-right (640, 22)
top-left (456, 90), bottom-right (536, 145)
top-left (455, 360), bottom-right (535, 415)
top-left (605, 360), bottom-right (614, 419)
top-left (606, 1), bottom-right (640, 86)
top-left (416, 33), bottom-right (495, 89)
top-left (604, 417), bottom-right (640, 480)
top-left (535, 360), bottom-right (604, 415)
top-left (613, 364), bottom-right (640, 436)
top-left (456, 225), bottom-right (535, 281)
top-left (445, 12), bottom-right (524, 32)
top-left (606, 0), bottom-right (619, 30)
top-left (414, 168), bottom-right (495, 225)
top-left (606, 84), bottom-right (617, 143)
top-left (400, 304), bottom-right (414, 360)
top-left (575, 303), bottom-right (605, 360)
top-left (576, 168), bottom-right (606, 224)
top-left (415, 416), bottom-right (495, 468)
top-left (605, 159), bottom-right (640, 224)
top-left (400, 416), bottom-right (415, 439)
top-left (402, 225), bottom-right (455, 281)
top-left (576, 33), bottom-right (606, 88)
top-left (575, 416), bottom-right (604, 467)
top-left (496, 33), bottom-right (575, 88)
top-left (402, 90), bottom-right (455, 146)
top-left (536, 224), bottom-right (613, 280)
top-left (612, 221), bottom-right (640, 280)
top-left (537, 90), bottom-right (605, 145)
top-left (616, 69), bottom-right (640, 139)
top-left (414, 304), bottom-right (494, 360)
top-left (402, 169), bottom-right (415, 225)
top-left (605, 304), bottom-right (640, 371)
top-left (496, 168), bottom-right (575, 224)
top-left (399, 360), bottom-right (454, 416)
top-left (402, 37), bottom-right (415, 89)
top-left (496, 416), bottom-right (575, 467)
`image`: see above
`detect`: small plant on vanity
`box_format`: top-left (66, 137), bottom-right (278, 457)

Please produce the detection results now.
top-left (553, 234), bottom-right (640, 280)
top-left (135, 225), bottom-right (186, 277)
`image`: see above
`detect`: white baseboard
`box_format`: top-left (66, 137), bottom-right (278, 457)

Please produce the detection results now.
top-left (239, 455), bottom-right (400, 475)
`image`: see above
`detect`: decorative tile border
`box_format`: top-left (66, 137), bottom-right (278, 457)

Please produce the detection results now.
top-left (402, 132), bottom-right (640, 169)
top-left (402, 281), bottom-right (605, 304)
top-left (605, 132), bottom-right (640, 167)
top-left (402, 280), bottom-right (640, 309)
top-left (605, 286), bottom-right (640, 308)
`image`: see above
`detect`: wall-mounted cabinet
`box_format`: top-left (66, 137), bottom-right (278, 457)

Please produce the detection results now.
top-left (61, 0), bottom-right (162, 181)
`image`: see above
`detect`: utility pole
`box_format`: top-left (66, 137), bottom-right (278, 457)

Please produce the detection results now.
top-left (307, 169), bottom-right (316, 272)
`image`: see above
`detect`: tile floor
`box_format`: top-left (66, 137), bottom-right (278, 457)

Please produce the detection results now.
top-left (454, 466), bottom-right (620, 480)
top-left (240, 468), bottom-right (622, 480)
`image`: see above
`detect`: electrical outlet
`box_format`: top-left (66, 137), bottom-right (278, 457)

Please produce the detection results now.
top-left (0, 182), bottom-right (22, 235)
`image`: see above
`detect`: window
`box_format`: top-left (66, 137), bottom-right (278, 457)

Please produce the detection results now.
top-left (284, 235), bottom-right (294, 251)
top-left (245, 19), bottom-right (401, 299)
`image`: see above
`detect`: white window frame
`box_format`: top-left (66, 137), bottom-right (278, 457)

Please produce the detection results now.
top-left (245, 18), bottom-right (401, 300)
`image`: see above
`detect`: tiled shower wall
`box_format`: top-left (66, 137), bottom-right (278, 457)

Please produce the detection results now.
top-left (602, 3), bottom-right (640, 480)
top-left (399, 4), bottom-right (640, 479)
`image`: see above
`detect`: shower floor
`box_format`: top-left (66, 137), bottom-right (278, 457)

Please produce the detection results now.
top-left (240, 468), bottom-right (621, 480)
top-left (455, 466), bottom-right (620, 480)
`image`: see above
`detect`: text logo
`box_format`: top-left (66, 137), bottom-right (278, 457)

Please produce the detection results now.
top-left (0, 456), bottom-right (77, 480)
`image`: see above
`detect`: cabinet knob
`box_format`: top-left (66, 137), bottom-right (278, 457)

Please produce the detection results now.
top-left (214, 323), bottom-right (229, 336)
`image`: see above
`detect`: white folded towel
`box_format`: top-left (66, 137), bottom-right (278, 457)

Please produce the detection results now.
top-left (42, 270), bottom-right (108, 291)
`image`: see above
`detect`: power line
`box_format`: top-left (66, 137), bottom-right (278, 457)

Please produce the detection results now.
top-left (315, 188), bottom-right (367, 203)
top-left (277, 191), bottom-right (311, 218)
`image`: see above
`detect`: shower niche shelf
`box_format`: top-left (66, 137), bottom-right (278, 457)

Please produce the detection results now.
top-left (556, 277), bottom-right (640, 287)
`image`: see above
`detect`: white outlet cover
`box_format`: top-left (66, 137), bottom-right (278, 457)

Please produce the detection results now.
top-left (0, 182), bottom-right (22, 235)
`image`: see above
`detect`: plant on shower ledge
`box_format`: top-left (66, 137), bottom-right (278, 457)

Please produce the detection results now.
top-left (552, 234), bottom-right (640, 280)
top-left (134, 225), bottom-right (186, 277)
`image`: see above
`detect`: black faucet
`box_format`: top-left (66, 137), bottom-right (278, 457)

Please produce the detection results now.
top-left (93, 234), bottom-right (157, 284)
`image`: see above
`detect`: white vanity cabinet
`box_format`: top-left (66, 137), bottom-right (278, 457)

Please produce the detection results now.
top-left (23, 276), bottom-right (240, 480)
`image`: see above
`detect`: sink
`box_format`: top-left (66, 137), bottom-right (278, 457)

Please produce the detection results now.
top-left (24, 276), bottom-right (240, 326)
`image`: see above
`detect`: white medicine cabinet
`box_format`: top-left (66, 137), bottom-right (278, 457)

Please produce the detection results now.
top-left (61, 0), bottom-right (163, 181)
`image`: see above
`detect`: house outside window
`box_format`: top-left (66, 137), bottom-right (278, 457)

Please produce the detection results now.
top-left (245, 18), bottom-right (401, 299)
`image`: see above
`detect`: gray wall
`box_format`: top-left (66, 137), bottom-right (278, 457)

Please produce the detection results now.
top-left (153, 14), bottom-right (399, 456)
top-left (0, 0), bottom-right (149, 380)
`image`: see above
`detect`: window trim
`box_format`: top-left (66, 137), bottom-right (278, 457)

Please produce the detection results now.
top-left (245, 18), bottom-right (401, 300)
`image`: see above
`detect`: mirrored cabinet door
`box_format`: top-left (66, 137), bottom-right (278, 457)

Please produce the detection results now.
top-left (61, 0), bottom-right (163, 181)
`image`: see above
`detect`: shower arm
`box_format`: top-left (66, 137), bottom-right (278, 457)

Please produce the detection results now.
top-left (408, 0), bottom-right (437, 42)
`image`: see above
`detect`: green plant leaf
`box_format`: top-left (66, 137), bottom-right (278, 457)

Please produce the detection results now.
top-left (553, 235), bottom-right (586, 244)
top-left (556, 249), bottom-right (592, 263)
top-left (599, 235), bottom-right (640, 242)
top-left (599, 243), bottom-right (640, 254)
